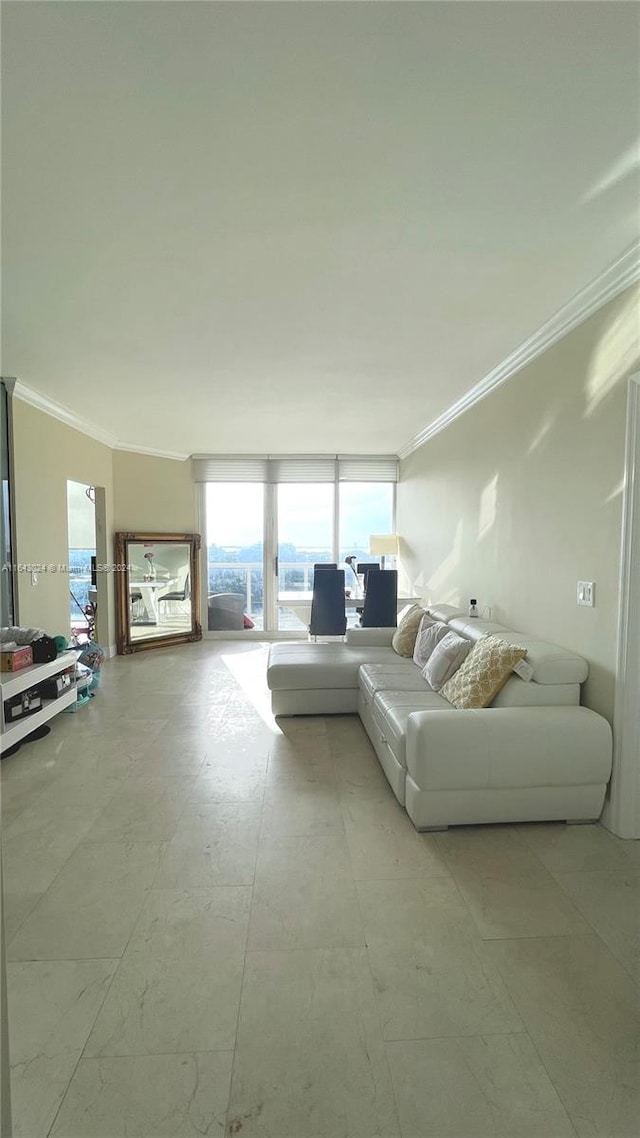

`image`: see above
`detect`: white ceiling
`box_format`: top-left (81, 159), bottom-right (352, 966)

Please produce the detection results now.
top-left (2, 1), bottom-right (639, 457)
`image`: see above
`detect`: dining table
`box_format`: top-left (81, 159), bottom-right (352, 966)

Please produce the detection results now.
top-left (129, 578), bottom-right (175, 625)
top-left (277, 590), bottom-right (421, 627)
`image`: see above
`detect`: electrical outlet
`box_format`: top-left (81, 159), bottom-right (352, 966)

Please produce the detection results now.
top-left (577, 581), bottom-right (595, 607)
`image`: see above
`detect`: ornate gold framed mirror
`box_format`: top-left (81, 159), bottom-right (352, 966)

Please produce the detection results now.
top-left (114, 532), bottom-right (202, 654)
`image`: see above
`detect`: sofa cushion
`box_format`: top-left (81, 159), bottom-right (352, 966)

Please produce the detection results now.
top-left (391, 604), bottom-right (426, 657)
top-left (412, 617), bottom-right (450, 668)
top-left (359, 662), bottom-right (428, 701)
top-left (487, 634), bottom-right (588, 685)
top-left (424, 604), bottom-right (466, 623)
top-left (346, 627), bottom-right (395, 647)
top-left (447, 617), bottom-right (515, 644)
top-left (267, 643), bottom-right (397, 691)
top-left (441, 635), bottom-right (527, 709)
top-left (372, 689), bottom-right (450, 768)
top-left (492, 675), bottom-right (580, 707)
top-left (446, 620), bottom-right (588, 685)
top-left (406, 707), bottom-right (612, 791)
top-left (421, 631), bottom-right (471, 691)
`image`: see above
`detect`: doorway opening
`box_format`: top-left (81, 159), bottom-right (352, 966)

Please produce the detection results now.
top-left (66, 481), bottom-right (96, 643)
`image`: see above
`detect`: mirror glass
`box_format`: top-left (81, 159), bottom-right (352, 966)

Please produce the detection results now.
top-left (115, 532), bottom-right (202, 653)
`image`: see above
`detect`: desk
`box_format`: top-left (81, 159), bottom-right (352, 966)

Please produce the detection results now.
top-left (277, 591), bottom-right (421, 627)
top-left (130, 579), bottom-right (174, 625)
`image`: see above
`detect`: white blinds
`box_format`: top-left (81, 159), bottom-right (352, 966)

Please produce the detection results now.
top-left (268, 457), bottom-right (337, 483)
top-left (338, 456), bottom-right (398, 482)
top-left (191, 456), bottom-right (270, 483)
top-left (191, 455), bottom-right (398, 484)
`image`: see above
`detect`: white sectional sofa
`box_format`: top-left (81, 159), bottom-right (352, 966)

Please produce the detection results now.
top-left (266, 605), bottom-right (613, 831)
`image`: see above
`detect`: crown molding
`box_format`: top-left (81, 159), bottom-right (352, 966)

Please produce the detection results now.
top-left (113, 441), bottom-right (190, 461)
top-left (398, 241), bottom-right (640, 460)
top-left (13, 381), bottom-right (119, 448)
top-left (12, 382), bottom-right (190, 459)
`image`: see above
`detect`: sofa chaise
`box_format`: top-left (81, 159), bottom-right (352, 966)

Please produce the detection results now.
top-left (266, 605), bottom-right (613, 831)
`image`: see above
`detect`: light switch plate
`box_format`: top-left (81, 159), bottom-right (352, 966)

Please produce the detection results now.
top-left (577, 581), bottom-right (595, 607)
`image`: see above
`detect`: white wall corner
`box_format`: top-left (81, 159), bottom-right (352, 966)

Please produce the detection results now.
top-left (602, 372), bottom-right (640, 839)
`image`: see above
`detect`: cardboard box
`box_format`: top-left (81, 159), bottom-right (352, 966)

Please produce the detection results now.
top-left (0, 645), bottom-right (33, 672)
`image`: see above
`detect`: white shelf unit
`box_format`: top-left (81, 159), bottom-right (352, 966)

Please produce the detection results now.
top-left (0, 650), bottom-right (78, 754)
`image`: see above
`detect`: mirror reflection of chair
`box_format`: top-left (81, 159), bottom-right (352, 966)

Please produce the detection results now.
top-left (208, 592), bottom-right (246, 631)
top-left (129, 588), bottom-right (143, 622)
top-left (360, 569), bottom-right (398, 628)
top-left (157, 573), bottom-right (190, 617)
top-left (309, 568), bottom-right (347, 639)
top-left (357, 562), bottom-right (381, 590)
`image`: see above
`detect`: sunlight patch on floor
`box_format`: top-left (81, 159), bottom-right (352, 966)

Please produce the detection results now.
top-left (221, 644), bottom-right (281, 732)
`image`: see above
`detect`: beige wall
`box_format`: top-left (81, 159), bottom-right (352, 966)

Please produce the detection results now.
top-left (12, 401), bottom-right (116, 647)
top-left (398, 285), bottom-right (640, 722)
top-left (10, 412), bottom-right (199, 651)
top-left (112, 451), bottom-right (197, 533)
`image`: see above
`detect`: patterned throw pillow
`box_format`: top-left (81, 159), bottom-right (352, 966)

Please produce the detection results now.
top-left (441, 634), bottom-right (527, 708)
top-left (391, 604), bottom-right (426, 657)
top-left (421, 631), bottom-right (471, 690)
top-left (412, 617), bottom-right (450, 669)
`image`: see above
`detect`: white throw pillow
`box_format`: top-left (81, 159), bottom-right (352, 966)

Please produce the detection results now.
top-left (421, 631), bottom-right (471, 691)
top-left (412, 617), bottom-right (450, 669)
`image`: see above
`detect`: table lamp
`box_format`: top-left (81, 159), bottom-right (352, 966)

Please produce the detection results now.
top-left (369, 534), bottom-right (399, 569)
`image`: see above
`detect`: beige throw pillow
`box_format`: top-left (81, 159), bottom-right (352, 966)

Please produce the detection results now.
top-left (441, 634), bottom-right (527, 709)
top-left (391, 604), bottom-right (426, 657)
top-left (421, 631), bottom-right (471, 690)
top-left (413, 617), bottom-right (450, 669)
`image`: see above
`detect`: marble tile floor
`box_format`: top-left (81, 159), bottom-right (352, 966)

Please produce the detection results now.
top-left (1, 639), bottom-right (639, 1137)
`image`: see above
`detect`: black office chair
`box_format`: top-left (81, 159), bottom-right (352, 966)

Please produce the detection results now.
top-left (157, 573), bottom-right (190, 614)
top-left (360, 569), bottom-right (398, 628)
top-left (309, 568), bottom-right (347, 638)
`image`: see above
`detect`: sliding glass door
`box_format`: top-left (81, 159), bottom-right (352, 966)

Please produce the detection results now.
top-left (205, 483), bottom-right (265, 631)
top-left (199, 457), bottom-right (397, 636)
top-left (276, 483), bottom-right (334, 631)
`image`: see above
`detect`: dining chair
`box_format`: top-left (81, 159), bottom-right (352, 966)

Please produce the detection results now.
top-left (129, 587), bottom-right (143, 622)
top-left (157, 573), bottom-right (190, 616)
top-left (312, 562), bottom-right (337, 582)
top-left (308, 568), bottom-right (347, 639)
top-left (357, 562), bottom-right (381, 590)
top-left (360, 569), bottom-right (398, 628)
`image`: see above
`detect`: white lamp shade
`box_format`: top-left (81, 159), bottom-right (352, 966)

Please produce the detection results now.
top-left (369, 534), bottom-right (399, 556)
